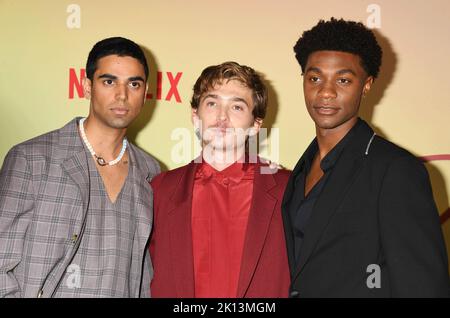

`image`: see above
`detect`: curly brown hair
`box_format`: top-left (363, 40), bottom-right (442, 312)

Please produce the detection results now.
top-left (190, 61), bottom-right (268, 119)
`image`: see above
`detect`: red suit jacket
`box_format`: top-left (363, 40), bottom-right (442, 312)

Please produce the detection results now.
top-left (149, 159), bottom-right (291, 298)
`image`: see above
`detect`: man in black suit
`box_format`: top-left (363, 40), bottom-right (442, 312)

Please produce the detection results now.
top-left (282, 18), bottom-right (449, 297)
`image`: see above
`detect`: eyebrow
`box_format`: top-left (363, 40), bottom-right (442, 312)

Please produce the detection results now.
top-left (98, 74), bottom-right (117, 80)
top-left (203, 94), bottom-right (249, 106)
top-left (98, 74), bottom-right (145, 82)
top-left (128, 76), bottom-right (145, 82)
top-left (305, 67), bottom-right (322, 74)
top-left (305, 67), bottom-right (356, 76)
top-left (336, 69), bottom-right (357, 76)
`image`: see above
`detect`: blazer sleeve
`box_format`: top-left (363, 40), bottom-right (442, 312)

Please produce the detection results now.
top-left (0, 146), bottom-right (35, 297)
top-left (379, 155), bottom-right (449, 297)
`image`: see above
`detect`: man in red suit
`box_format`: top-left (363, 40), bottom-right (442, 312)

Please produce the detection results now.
top-left (149, 62), bottom-right (290, 298)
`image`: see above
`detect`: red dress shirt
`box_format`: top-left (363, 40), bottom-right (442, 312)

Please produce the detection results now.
top-left (192, 160), bottom-right (255, 298)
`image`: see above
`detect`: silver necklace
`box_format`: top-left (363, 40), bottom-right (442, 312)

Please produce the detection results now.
top-left (79, 117), bottom-right (127, 166)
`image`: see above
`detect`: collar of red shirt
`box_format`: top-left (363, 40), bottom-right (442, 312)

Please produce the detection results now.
top-left (195, 157), bottom-right (256, 185)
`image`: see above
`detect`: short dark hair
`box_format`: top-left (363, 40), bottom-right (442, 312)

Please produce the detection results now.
top-left (191, 61), bottom-right (268, 120)
top-left (85, 37), bottom-right (149, 81)
top-left (293, 18), bottom-right (382, 78)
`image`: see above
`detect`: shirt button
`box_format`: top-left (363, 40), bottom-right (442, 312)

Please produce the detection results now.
top-left (222, 178), bottom-right (229, 185)
top-left (71, 234), bottom-right (78, 243)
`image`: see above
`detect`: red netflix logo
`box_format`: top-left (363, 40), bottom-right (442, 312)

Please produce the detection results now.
top-left (68, 68), bottom-right (183, 103)
top-left (69, 68), bottom-right (85, 99)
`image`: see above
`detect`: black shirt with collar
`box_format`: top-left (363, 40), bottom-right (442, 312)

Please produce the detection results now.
top-left (290, 119), bottom-right (362, 262)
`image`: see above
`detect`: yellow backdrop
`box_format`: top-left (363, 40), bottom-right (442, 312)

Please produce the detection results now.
top-left (1, 0), bottom-right (449, 272)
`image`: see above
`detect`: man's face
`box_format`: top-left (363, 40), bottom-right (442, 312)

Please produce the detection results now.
top-left (192, 79), bottom-right (262, 153)
top-left (83, 54), bottom-right (147, 130)
top-left (303, 50), bottom-right (373, 132)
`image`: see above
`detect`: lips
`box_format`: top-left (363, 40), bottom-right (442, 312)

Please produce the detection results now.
top-left (208, 125), bottom-right (233, 134)
top-left (216, 127), bottom-right (229, 134)
top-left (111, 107), bottom-right (129, 116)
top-left (313, 105), bottom-right (339, 115)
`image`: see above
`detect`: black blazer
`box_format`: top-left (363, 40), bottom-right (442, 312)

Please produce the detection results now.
top-left (282, 119), bottom-right (449, 297)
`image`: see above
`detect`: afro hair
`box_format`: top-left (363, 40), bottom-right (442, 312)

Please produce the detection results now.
top-left (294, 18), bottom-right (382, 78)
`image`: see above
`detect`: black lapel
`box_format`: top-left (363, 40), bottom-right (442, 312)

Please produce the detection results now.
top-left (291, 120), bottom-right (375, 279)
top-left (281, 139), bottom-right (317, 277)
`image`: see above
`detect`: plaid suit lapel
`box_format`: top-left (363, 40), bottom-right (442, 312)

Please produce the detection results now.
top-left (127, 144), bottom-right (153, 296)
top-left (60, 118), bottom-right (90, 211)
top-left (43, 118), bottom-right (91, 297)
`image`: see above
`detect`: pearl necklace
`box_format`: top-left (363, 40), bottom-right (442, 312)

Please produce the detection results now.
top-left (79, 117), bottom-right (127, 166)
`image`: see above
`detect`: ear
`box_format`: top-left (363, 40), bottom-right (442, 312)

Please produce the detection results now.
top-left (362, 76), bottom-right (374, 97)
top-left (249, 117), bottom-right (263, 136)
top-left (144, 84), bottom-right (149, 104)
top-left (83, 77), bottom-right (92, 100)
top-left (191, 107), bottom-right (199, 125)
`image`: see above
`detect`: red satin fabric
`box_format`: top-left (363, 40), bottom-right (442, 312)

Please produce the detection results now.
top-left (191, 160), bottom-right (255, 298)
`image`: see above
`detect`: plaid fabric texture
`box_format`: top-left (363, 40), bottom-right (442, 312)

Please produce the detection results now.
top-left (0, 118), bottom-right (160, 297)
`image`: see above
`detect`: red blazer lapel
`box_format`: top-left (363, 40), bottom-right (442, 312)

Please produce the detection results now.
top-left (166, 161), bottom-right (197, 297)
top-left (236, 162), bottom-right (278, 297)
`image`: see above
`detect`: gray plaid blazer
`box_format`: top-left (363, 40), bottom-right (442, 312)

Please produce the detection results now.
top-left (0, 118), bottom-right (160, 297)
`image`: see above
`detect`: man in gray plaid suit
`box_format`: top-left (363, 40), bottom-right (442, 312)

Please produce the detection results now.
top-left (0, 37), bottom-right (160, 297)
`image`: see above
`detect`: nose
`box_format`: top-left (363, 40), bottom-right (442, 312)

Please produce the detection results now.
top-left (318, 81), bottom-right (337, 100)
top-left (115, 83), bottom-right (128, 101)
top-left (217, 105), bottom-right (228, 123)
